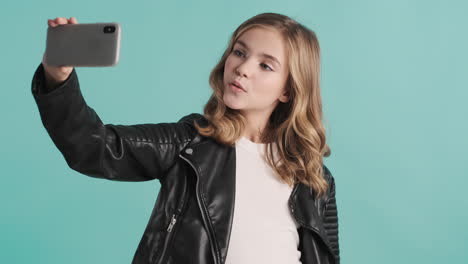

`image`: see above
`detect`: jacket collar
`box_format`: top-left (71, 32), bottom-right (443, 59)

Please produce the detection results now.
top-left (179, 133), bottom-right (335, 262)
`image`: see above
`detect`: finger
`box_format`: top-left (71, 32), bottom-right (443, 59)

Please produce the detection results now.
top-left (42, 53), bottom-right (47, 66)
top-left (69, 17), bottom-right (78, 24)
top-left (48, 19), bottom-right (58, 27)
top-left (55, 17), bottom-right (68, 25)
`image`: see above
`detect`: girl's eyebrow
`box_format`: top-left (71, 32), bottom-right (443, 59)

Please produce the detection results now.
top-left (235, 40), bottom-right (282, 68)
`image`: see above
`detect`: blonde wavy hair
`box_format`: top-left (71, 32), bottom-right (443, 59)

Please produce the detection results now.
top-left (193, 12), bottom-right (331, 199)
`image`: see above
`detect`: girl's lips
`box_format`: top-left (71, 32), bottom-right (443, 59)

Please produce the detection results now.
top-left (230, 83), bottom-right (245, 92)
top-left (231, 81), bottom-right (246, 92)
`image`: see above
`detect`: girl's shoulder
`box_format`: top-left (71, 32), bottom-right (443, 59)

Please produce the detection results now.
top-left (178, 112), bottom-right (206, 126)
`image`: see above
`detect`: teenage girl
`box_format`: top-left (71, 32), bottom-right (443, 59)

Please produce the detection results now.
top-left (33, 12), bottom-right (340, 264)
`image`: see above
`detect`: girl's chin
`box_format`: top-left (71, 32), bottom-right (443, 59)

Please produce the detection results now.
top-left (223, 98), bottom-right (244, 110)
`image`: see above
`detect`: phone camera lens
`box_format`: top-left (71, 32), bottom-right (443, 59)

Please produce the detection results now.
top-left (103, 26), bottom-right (115, 33)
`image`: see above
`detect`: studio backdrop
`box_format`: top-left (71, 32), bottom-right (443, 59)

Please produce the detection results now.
top-left (1, 0), bottom-right (467, 263)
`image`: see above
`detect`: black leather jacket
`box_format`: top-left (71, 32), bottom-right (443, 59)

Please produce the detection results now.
top-left (31, 63), bottom-right (340, 264)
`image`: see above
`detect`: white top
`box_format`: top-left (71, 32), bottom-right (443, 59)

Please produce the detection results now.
top-left (224, 136), bottom-right (302, 264)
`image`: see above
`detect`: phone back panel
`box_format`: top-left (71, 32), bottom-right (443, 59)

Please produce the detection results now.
top-left (45, 23), bottom-right (121, 67)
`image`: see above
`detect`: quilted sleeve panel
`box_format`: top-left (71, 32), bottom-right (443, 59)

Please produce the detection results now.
top-left (31, 62), bottom-right (196, 182)
top-left (323, 166), bottom-right (340, 263)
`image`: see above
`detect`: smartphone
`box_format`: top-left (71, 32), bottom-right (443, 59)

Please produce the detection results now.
top-left (44, 22), bottom-right (121, 67)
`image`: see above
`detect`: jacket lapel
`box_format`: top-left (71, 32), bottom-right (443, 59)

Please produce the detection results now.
top-left (179, 136), bottom-right (236, 263)
top-left (290, 183), bottom-right (335, 252)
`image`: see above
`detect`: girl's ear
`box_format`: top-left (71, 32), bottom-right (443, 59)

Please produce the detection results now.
top-left (279, 90), bottom-right (289, 103)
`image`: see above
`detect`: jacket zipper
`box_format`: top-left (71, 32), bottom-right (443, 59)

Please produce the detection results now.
top-left (157, 179), bottom-right (189, 264)
top-left (166, 214), bottom-right (177, 232)
top-left (288, 183), bottom-right (337, 264)
top-left (179, 154), bottom-right (220, 264)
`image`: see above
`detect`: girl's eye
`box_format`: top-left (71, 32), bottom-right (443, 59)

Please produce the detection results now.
top-left (233, 49), bottom-right (244, 57)
top-left (261, 63), bottom-right (273, 71)
top-left (233, 49), bottom-right (273, 72)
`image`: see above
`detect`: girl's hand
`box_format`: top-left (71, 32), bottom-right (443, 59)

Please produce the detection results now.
top-left (42, 17), bottom-right (78, 89)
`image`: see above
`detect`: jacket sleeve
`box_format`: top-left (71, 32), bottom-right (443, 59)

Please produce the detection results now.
top-left (31, 63), bottom-right (195, 182)
top-left (323, 166), bottom-right (340, 263)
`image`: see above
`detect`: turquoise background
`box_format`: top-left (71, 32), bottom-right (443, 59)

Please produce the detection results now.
top-left (1, 0), bottom-right (467, 263)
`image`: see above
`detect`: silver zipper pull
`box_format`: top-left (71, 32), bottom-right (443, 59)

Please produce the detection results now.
top-left (167, 214), bottom-right (177, 232)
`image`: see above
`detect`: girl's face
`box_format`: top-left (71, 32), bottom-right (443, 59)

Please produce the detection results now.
top-left (223, 27), bottom-right (289, 117)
